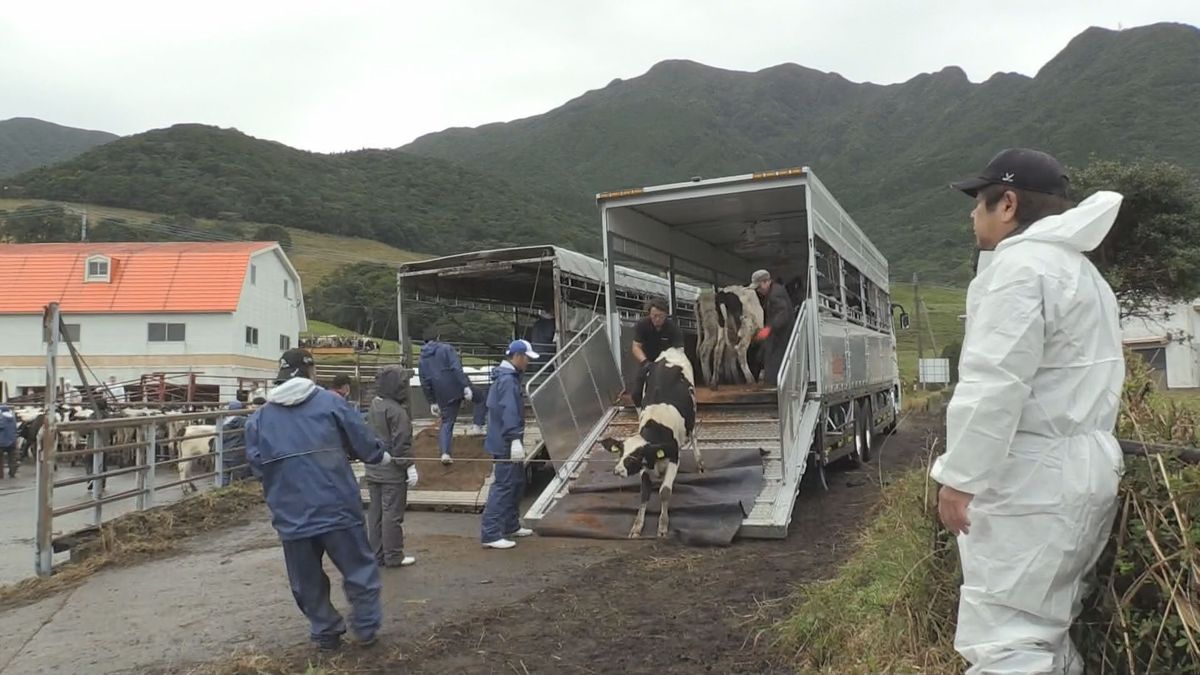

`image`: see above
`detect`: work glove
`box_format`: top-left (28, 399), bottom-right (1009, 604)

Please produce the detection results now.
top-left (755, 327), bottom-right (772, 342)
top-left (463, 386), bottom-right (473, 402)
top-left (430, 403), bottom-right (440, 417)
top-left (406, 465), bottom-right (419, 487)
top-left (380, 451), bottom-right (394, 465)
top-left (510, 439), bottom-right (525, 462)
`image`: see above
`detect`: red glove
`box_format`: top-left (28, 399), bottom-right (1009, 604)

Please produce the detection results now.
top-left (755, 327), bottom-right (771, 342)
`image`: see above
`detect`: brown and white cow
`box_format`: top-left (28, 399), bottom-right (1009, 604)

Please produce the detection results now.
top-left (600, 347), bottom-right (704, 539)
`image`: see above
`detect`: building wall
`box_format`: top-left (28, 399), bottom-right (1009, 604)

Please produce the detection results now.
top-left (231, 249), bottom-right (307, 362)
top-left (1121, 301), bottom-right (1200, 389)
top-left (0, 246), bottom-right (308, 399)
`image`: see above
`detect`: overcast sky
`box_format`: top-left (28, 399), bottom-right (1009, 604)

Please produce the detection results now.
top-left (2, 1), bottom-right (1197, 153)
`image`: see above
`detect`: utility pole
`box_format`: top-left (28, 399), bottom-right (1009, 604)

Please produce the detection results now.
top-left (79, 209), bottom-right (88, 242)
top-left (913, 273), bottom-right (923, 390)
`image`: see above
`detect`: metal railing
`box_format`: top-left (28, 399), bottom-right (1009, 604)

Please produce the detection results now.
top-left (34, 408), bottom-right (254, 577)
top-left (524, 316), bottom-right (623, 465)
top-left (777, 299), bottom-right (814, 483)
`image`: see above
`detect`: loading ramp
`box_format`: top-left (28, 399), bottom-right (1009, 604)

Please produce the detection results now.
top-left (525, 369), bottom-right (825, 538)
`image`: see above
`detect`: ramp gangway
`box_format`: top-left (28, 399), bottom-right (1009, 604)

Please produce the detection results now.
top-left (522, 312), bottom-right (822, 539)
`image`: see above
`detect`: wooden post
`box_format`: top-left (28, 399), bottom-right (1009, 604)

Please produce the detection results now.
top-left (35, 303), bottom-right (60, 577)
top-left (913, 273), bottom-right (924, 390)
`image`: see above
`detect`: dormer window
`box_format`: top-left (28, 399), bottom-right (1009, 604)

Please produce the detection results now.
top-left (84, 255), bottom-right (110, 283)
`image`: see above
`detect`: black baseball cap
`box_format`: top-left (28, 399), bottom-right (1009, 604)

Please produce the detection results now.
top-left (276, 348), bottom-right (315, 383)
top-left (951, 148), bottom-right (1070, 198)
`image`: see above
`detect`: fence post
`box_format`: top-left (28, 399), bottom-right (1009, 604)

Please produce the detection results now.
top-left (135, 425), bottom-right (147, 511)
top-left (145, 424), bottom-right (157, 508)
top-left (214, 415), bottom-right (225, 488)
top-left (90, 430), bottom-right (106, 526)
top-left (35, 302), bottom-right (60, 577)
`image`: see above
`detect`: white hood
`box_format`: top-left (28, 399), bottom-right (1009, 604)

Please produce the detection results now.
top-left (997, 190), bottom-right (1123, 254)
top-left (267, 377), bottom-right (319, 406)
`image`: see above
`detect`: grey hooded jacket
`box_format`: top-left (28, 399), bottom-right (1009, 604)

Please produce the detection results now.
top-left (366, 366), bottom-right (414, 483)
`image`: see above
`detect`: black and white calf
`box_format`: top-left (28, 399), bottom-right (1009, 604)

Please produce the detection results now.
top-left (600, 347), bottom-right (705, 539)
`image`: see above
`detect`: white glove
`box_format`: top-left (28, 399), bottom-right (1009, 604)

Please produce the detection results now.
top-left (380, 451), bottom-right (394, 464)
top-left (463, 387), bottom-right (473, 402)
top-left (406, 465), bottom-right (418, 487)
top-left (509, 440), bottom-right (525, 461)
top-left (430, 403), bottom-right (440, 417)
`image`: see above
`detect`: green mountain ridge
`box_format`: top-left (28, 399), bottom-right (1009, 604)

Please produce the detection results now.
top-left (0, 117), bottom-right (118, 178)
top-left (8, 22), bottom-right (1200, 282)
top-left (9, 124), bottom-right (595, 256)
top-left (404, 22), bottom-right (1200, 280)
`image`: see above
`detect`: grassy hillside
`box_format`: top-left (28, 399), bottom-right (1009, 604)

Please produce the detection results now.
top-left (405, 22), bottom-right (1200, 282)
top-left (0, 198), bottom-right (423, 287)
top-left (9, 25), bottom-right (1197, 282)
top-left (8, 124), bottom-right (596, 256)
top-left (0, 117), bottom-right (117, 178)
top-left (892, 283), bottom-right (967, 385)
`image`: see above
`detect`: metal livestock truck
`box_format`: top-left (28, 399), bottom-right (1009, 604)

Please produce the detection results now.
top-left (523, 167), bottom-right (903, 538)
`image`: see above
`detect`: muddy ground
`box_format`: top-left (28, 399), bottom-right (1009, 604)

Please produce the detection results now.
top-left (177, 414), bottom-right (940, 675)
top-left (408, 427), bottom-right (495, 492)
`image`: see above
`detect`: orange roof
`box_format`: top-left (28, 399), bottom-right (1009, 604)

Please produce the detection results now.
top-left (0, 242), bottom-right (278, 314)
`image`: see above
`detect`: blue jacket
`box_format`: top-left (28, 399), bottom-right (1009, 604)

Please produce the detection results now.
top-left (0, 405), bottom-right (15, 448)
top-left (484, 361), bottom-right (525, 457)
top-left (419, 341), bottom-right (472, 407)
top-left (245, 378), bottom-right (384, 540)
top-left (222, 414), bottom-right (248, 451)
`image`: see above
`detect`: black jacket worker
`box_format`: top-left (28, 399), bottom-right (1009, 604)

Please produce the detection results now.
top-left (630, 297), bottom-right (683, 407)
top-left (752, 269), bottom-right (794, 387)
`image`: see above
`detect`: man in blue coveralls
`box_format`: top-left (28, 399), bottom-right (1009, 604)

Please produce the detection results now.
top-left (245, 348), bottom-right (393, 651)
top-left (418, 334), bottom-right (487, 465)
top-left (480, 339), bottom-right (539, 550)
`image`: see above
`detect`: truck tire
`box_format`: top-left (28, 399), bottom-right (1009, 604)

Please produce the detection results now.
top-left (860, 399), bottom-right (874, 463)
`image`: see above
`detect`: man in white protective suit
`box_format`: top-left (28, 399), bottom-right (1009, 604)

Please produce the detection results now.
top-left (932, 148), bottom-right (1126, 675)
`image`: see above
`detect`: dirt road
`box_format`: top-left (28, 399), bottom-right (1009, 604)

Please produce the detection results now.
top-left (0, 415), bottom-right (936, 675)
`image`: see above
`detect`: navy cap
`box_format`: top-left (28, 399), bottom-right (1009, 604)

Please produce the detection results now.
top-left (276, 348), bottom-right (315, 383)
top-left (951, 148), bottom-right (1070, 198)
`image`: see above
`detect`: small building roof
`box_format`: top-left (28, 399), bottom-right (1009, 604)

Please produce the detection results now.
top-left (0, 241), bottom-right (278, 314)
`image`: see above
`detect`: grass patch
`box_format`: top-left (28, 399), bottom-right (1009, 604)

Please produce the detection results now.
top-left (892, 283), bottom-right (967, 385)
top-left (0, 482), bottom-right (264, 610)
top-left (773, 443), bottom-right (963, 673)
top-left (775, 354), bottom-right (1200, 673)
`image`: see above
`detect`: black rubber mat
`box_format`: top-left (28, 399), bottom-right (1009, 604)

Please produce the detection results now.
top-left (533, 443), bottom-right (765, 546)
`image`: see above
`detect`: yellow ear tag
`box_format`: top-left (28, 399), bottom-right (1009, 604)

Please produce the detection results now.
top-left (656, 449), bottom-right (665, 459)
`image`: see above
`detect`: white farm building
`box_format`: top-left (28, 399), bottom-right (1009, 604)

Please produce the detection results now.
top-left (0, 241), bottom-right (307, 401)
top-left (1122, 299), bottom-right (1200, 390)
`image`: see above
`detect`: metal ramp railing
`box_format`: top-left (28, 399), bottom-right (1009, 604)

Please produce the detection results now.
top-left (524, 316), bottom-right (624, 466)
top-left (739, 299), bottom-right (822, 538)
top-left (523, 316), bottom-right (626, 526)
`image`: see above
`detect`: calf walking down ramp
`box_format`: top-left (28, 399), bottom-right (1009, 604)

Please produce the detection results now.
top-left (533, 443), bottom-right (764, 546)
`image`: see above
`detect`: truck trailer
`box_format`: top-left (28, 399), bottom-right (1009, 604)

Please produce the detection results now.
top-left (523, 167), bottom-right (902, 538)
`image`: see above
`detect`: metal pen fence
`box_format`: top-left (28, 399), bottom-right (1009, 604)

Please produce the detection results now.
top-left (34, 408), bottom-right (253, 577)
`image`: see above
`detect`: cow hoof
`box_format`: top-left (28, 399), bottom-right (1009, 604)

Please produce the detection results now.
top-left (657, 523), bottom-right (669, 538)
top-left (628, 530), bottom-right (641, 539)
top-left (698, 464), bottom-right (707, 474)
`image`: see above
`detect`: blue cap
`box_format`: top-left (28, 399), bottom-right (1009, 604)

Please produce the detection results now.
top-left (506, 339), bottom-right (540, 359)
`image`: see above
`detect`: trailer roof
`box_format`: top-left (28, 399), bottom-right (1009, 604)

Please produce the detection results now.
top-left (397, 245), bottom-right (700, 306)
top-left (597, 168), bottom-right (889, 291)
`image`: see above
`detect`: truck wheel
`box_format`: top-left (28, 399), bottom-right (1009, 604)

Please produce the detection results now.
top-left (802, 451), bottom-right (828, 491)
top-left (860, 399), bottom-right (874, 463)
top-left (843, 400), bottom-right (866, 468)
